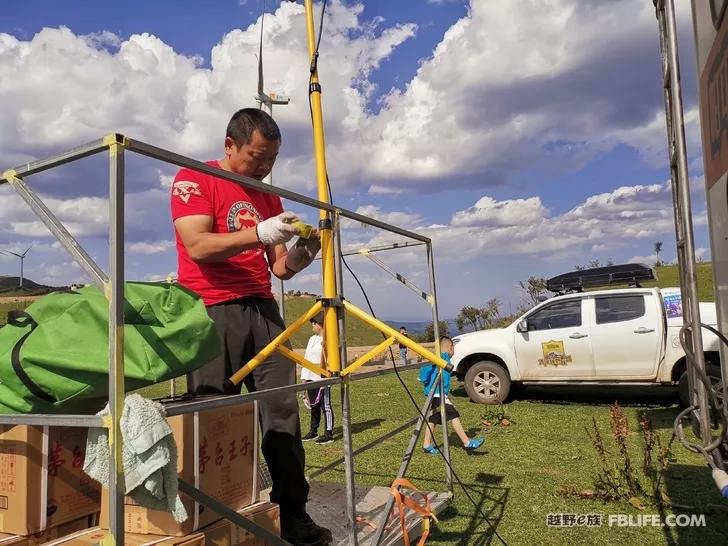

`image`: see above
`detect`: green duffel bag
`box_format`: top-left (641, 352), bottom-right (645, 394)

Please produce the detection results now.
top-left (0, 282), bottom-right (220, 414)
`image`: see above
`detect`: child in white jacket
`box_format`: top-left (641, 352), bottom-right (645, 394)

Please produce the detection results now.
top-left (301, 312), bottom-right (334, 444)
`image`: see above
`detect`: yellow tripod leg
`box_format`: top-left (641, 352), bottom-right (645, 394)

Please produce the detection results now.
top-left (277, 345), bottom-right (331, 378)
top-left (343, 301), bottom-right (452, 371)
top-left (226, 301), bottom-right (324, 387)
top-left (341, 336), bottom-right (395, 376)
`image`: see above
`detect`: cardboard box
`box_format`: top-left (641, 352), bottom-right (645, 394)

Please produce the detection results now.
top-left (101, 403), bottom-right (258, 536)
top-left (201, 502), bottom-right (279, 546)
top-left (39, 527), bottom-right (204, 546)
top-left (0, 426), bottom-right (100, 536)
top-left (0, 514), bottom-right (96, 546)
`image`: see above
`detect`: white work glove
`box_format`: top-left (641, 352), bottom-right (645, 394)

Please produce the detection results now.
top-left (285, 236), bottom-right (322, 273)
top-left (255, 212), bottom-right (298, 245)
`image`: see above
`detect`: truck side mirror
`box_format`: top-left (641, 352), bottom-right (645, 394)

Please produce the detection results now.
top-left (517, 319), bottom-right (528, 333)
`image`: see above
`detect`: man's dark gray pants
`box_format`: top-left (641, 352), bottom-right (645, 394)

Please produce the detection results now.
top-left (187, 297), bottom-right (309, 515)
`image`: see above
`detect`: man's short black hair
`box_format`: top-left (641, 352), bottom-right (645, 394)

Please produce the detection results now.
top-left (400, 326), bottom-right (407, 331)
top-left (226, 108), bottom-right (281, 147)
top-left (440, 335), bottom-right (453, 344)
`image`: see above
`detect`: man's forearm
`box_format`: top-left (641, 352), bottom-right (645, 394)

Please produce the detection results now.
top-left (186, 229), bottom-right (260, 262)
top-left (272, 255), bottom-right (296, 280)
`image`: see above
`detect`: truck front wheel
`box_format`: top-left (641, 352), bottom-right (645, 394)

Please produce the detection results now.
top-left (464, 361), bottom-right (511, 404)
top-left (678, 364), bottom-right (722, 407)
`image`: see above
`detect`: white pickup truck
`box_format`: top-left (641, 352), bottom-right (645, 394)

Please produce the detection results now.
top-left (451, 286), bottom-right (722, 406)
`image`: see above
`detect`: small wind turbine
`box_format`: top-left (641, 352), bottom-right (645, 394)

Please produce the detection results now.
top-left (254, 3), bottom-right (290, 318)
top-left (1, 246), bottom-right (32, 288)
top-left (255, 4), bottom-right (290, 183)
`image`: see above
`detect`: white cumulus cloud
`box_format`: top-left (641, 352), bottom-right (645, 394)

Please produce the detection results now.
top-left (451, 196), bottom-right (548, 227)
top-left (356, 179), bottom-right (701, 264)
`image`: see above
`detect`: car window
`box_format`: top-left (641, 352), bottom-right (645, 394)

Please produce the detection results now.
top-left (595, 295), bottom-right (645, 324)
top-left (527, 300), bottom-right (581, 331)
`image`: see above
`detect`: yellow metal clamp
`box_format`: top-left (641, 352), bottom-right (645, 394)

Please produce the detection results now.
top-left (103, 133), bottom-right (128, 147)
top-left (101, 414), bottom-right (115, 452)
top-left (1, 169), bottom-right (19, 184)
top-left (104, 134), bottom-right (129, 157)
top-left (103, 281), bottom-right (113, 302)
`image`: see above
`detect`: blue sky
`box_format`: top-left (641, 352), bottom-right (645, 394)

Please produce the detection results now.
top-left (0, 0), bottom-right (712, 323)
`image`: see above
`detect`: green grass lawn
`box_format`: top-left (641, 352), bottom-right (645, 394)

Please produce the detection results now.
top-left (297, 372), bottom-right (728, 545)
top-left (643, 263), bottom-right (715, 302)
top-left (5, 263), bottom-right (727, 544)
top-left (139, 371), bottom-right (728, 546)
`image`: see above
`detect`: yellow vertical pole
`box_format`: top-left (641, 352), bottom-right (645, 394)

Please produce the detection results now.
top-left (105, 137), bottom-right (125, 546)
top-left (304, 0), bottom-right (340, 373)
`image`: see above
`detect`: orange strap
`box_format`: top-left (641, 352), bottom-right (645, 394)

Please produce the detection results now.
top-left (389, 478), bottom-right (437, 546)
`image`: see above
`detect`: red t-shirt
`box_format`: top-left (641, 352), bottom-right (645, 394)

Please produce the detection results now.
top-left (170, 160), bottom-right (284, 306)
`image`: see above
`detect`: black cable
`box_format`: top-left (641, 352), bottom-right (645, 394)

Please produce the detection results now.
top-left (340, 250), bottom-right (508, 545)
top-left (308, 0), bottom-right (327, 123)
top-left (312, 0), bottom-right (326, 72)
top-left (676, 323), bottom-right (728, 459)
top-left (308, 3), bottom-right (508, 543)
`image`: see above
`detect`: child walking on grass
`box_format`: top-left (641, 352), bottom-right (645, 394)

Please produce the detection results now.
top-left (419, 336), bottom-right (484, 454)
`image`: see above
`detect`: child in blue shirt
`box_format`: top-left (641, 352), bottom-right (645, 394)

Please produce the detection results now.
top-left (419, 336), bottom-right (484, 454)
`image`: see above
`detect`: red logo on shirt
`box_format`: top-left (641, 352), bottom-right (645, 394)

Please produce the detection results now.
top-left (172, 181), bottom-right (203, 203)
top-left (227, 201), bottom-right (262, 232)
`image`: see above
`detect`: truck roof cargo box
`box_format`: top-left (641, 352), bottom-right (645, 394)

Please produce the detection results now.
top-left (547, 263), bottom-right (656, 293)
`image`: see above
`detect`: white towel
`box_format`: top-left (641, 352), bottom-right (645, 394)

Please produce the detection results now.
top-left (84, 393), bottom-right (188, 522)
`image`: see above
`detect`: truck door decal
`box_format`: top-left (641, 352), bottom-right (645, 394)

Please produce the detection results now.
top-left (538, 340), bottom-right (573, 367)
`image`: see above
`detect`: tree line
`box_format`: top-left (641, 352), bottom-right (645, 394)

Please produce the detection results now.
top-left (411, 232), bottom-right (717, 344)
top-left (416, 247), bottom-right (676, 342)
top-left (414, 276), bottom-right (549, 342)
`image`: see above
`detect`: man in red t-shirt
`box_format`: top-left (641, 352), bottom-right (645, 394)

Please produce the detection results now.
top-left (171, 108), bottom-right (331, 545)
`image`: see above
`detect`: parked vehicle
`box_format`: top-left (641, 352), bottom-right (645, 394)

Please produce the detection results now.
top-left (451, 264), bottom-right (722, 405)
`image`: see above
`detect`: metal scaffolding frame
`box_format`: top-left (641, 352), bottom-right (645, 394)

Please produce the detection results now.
top-left (0, 134), bottom-right (453, 545)
top-left (653, 0), bottom-right (712, 445)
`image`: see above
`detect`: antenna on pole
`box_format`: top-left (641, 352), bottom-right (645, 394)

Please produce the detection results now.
top-left (0, 246), bottom-right (31, 288)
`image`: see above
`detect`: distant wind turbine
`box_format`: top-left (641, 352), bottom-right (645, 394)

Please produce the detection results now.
top-left (0, 246), bottom-right (32, 288)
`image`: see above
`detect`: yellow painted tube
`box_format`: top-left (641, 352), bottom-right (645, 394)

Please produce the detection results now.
top-left (277, 345), bottom-right (331, 378)
top-left (227, 301), bottom-right (323, 385)
top-left (304, 0), bottom-right (341, 374)
top-left (343, 301), bottom-right (451, 370)
top-left (341, 336), bottom-right (395, 377)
